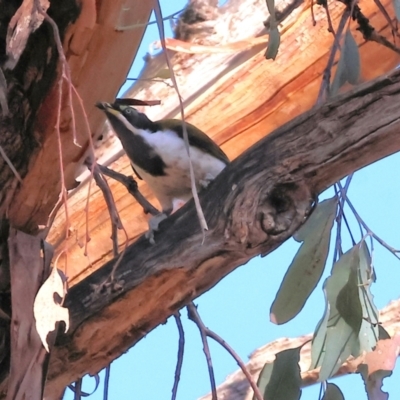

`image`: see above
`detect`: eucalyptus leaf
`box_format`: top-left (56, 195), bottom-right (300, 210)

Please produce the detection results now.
top-left (357, 242), bottom-right (379, 352)
top-left (311, 245), bottom-right (360, 379)
top-left (322, 383), bottom-right (345, 400)
top-left (271, 197), bottom-right (337, 324)
top-left (311, 287), bottom-right (330, 368)
top-left (265, 27), bottom-right (281, 60)
top-left (256, 347), bottom-right (302, 400)
top-left (330, 51), bottom-right (347, 97)
top-left (330, 29), bottom-right (360, 96)
top-left (255, 361), bottom-right (273, 400)
top-left (336, 267), bottom-right (362, 334)
top-left (266, 0), bottom-right (276, 18)
top-left (343, 29), bottom-right (360, 85)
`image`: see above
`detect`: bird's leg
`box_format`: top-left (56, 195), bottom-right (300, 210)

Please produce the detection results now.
top-left (145, 198), bottom-right (187, 244)
top-left (146, 212), bottom-right (169, 244)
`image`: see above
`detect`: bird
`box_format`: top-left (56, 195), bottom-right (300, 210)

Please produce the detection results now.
top-left (96, 102), bottom-right (229, 218)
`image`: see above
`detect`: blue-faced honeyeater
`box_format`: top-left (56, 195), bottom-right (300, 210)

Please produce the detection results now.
top-left (96, 102), bottom-right (229, 215)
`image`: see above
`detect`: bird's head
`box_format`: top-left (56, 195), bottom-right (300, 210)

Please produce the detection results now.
top-left (95, 102), bottom-right (154, 132)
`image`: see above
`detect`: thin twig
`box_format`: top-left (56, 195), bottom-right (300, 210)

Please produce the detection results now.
top-left (337, 186), bottom-right (400, 260)
top-left (187, 303), bottom-right (264, 400)
top-left (187, 303), bottom-right (217, 400)
top-left (206, 330), bottom-right (264, 400)
top-left (153, 0), bottom-right (208, 233)
top-left (333, 175), bottom-right (355, 263)
top-left (323, 3), bottom-right (336, 34)
top-left (104, 364), bottom-right (111, 400)
top-left (87, 160), bottom-right (124, 255)
top-left (73, 378), bottom-right (82, 400)
top-left (171, 312), bottom-right (185, 400)
top-left (316, 9), bottom-right (350, 104)
top-left (0, 145), bottom-right (22, 182)
top-left (372, 0), bottom-right (399, 39)
top-left (310, 0), bottom-right (316, 26)
top-left (97, 164), bottom-right (159, 216)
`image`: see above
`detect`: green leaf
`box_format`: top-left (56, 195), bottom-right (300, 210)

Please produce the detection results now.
top-left (271, 197), bottom-right (337, 324)
top-left (357, 242), bottom-right (379, 352)
top-left (266, 0), bottom-right (276, 19)
top-left (336, 267), bottom-right (362, 334)
top-left (343, 29), bottom-right (360, 85)
top-left (311, 245), bottom-right (360, 380)
top-left (330, 29), bottom-right (360, 95)
top-left (256, 347), bottom-right (302, 400)
top-left (378, 325), bottom-right (391, 340)
top-left (255, 362), bottom-right (273, 400)
top-left (312, 241), bottom-right (379, 380)
top-left (322, 383), bottom-right (345, 400)
top-left (265, 27), bottom-right (281, 60)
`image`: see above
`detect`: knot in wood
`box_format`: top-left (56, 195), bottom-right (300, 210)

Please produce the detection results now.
top-left (226, 182), bottom-right (313, 249)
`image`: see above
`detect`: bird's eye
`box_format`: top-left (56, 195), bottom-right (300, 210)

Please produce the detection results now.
top-left (125, 108), bottom-right (132, 114)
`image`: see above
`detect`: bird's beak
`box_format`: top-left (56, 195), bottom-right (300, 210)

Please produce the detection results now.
top-left (95, 101), bottom-right (110, 110)
top-left (95, 102), bottom-right (121, 117)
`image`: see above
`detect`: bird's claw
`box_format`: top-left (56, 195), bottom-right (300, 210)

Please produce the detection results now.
top-left (146, 212), bottom-right (168, 244)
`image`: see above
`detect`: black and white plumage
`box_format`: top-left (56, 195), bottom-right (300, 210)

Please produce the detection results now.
top-left (96, 102), bottom-right (229, 214)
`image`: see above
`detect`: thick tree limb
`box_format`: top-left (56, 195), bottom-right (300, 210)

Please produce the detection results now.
top-left (38, 69), bottom-right (400, 397)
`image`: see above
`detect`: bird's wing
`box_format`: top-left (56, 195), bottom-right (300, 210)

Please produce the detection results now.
top-left (130, 162), bottom-right (143, 180)
top-left (155, 119), bottom-right (230, 165)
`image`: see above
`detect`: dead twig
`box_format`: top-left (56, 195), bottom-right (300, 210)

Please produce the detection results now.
top-left (153, 0), bottom-right (208, 232)
top-left (97, 164), bottom-right (159, 216)
top-left (187, 303), bottom-right (264, 400)
top-left (171, 312), bottom-right (185, 400)
top-left (317, 8), bottom-right (350, 103)
top-left (187, 303), bottom-right (217, 400)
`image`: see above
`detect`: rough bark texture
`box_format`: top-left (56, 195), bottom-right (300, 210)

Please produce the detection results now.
top-left (38, 69), bottom-right (400, 398)
top-left (7, 231), bottom-right (51, 400)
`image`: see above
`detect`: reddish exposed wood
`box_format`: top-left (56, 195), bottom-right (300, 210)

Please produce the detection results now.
top-left (48, 0), bottom-right (400, 284)
top-left (6, 0), bottom-right (152, 231)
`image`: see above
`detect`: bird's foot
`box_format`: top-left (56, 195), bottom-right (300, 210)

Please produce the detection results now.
top-left (146, 212), bottom-right (168, 244)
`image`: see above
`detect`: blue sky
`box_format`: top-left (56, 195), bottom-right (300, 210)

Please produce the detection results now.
top-left (64, 2), bottom-right (400, 399)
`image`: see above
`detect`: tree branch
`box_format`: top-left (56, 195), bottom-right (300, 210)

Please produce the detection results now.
top-left (36, 68), bottom-right (400, 398)
top-left (198, 298), bottom-right (400, 400)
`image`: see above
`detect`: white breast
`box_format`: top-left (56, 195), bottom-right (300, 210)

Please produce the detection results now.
top-left (132, 128), bottom-right (226, 212)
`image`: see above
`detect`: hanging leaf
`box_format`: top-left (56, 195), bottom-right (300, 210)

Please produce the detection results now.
top-left (311, 245), bottom-right (360, 380)
top-left (271, 197), bottom-right (337, 324)
top-left (336, 267), bottom-right (362, 334)
top-left (255, 347), bottom-right (302, 400)
top-left (342, 29), bottom-right (360, 85)
top-left (357, 242), bottom-right (379, 352)
top-left (311, 241), bottom-right (380, 380)
top-left (322, 383), bottom-right (345, 400)
top-left (265, 27), bottom-right (281, 60)
top-left (330, 53), bottom-right (347, 97)
top-left (330, 29), bottom-right (360, 96)
top-left (33, 267), bottom-right (69, 352)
